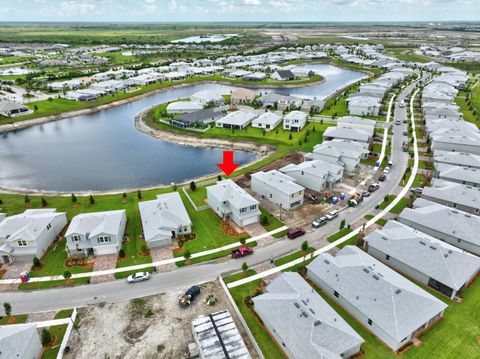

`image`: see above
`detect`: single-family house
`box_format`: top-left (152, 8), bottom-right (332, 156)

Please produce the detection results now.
top-left (422, 179), bottom-right (480, 215)
top-left (231, 87), bottom-right (256, 104)
top-left (0, 100), bottom-right (29, 117)
top-left (251, 170), bottom-right (304, 210)
top-left (65, 210), bottom-right (127, 257)
top-left (251, 111), bottom-right (282, 131)
top-left (0, 209), bottom-right (67, 264)
top-left (272, 69), bottom-right (295, 81)
top-left (191, 90), bottom-right (224, 106)
top-left (323, 126), bottom-right (373, 145)
top-left (216, 109), bottom-right (259, 130)
top-left (0, 324), bottom-right (42, 359)
top-left (90, 80), bottom-right (124, 93)
top-left (307, 140), bottom-right (368, 172)
top-left (253, 273), bottom-right (364, 359)
top-left (166, 101), bottom-right (203, 114)
top-left (434, 163), bottom-right (480, 187)
top-left (307, 246), bottom-right (448, 351)
top-left (171, 109), bottom-right (223, 128)
top-left (398, 198), bottom-right (480, 255)
top-left (139, 192), bottom-right (192, 248)
top-left (281, 160), bottom-right (344, 191)
top-left (192, 310), bottom-right (250, 359)
top-left (433, 150), bottom-right (480, 170)
top-left (283, 111), bottom-right (307, 132)
top-left (207, 179), bottom-right (261, 227)
top-left (365, 220), bottom-right (480, 299)
top-left (431, 133), bottom-right (480, 156)
top-left (337, 116), bottom-right (376, 133)
top-left (347, 96), bottom-right (381, 117)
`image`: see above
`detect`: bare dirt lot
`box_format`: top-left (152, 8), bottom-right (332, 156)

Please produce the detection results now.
top-left (65, 280), bottom-right (258, 359)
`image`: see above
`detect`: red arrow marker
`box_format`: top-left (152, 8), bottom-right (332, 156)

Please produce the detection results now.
top-left (217, 151), bottom-right (239, 176)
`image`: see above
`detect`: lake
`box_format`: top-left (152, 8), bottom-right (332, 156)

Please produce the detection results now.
top-left (0, 64), bottom-right (367, 192)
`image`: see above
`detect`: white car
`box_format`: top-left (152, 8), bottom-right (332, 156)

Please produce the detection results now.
top-left (127, 271), bottom-right (151, 283)
top-left (383, 166), bottom-right (391, 174)
top-left (326, 210), bottom-right (339, 220)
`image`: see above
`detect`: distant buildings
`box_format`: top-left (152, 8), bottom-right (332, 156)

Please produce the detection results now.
top-left (307, 246), bottom-right (447, 351)
top-left (139, 193), bottom-right (192, 248)
top-left (0, 100), bottom-right (29, 117)
top-left (207, 179), bottom-right (260, 227)
top-left (0, 209), bottom-right (67, 264)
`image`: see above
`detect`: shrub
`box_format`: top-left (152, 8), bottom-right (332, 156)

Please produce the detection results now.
top-left (63, 271), bottom-right (72, 280)
top-left (24, 194), bottom-right (30, 204)
top-left (137, 190), bottom-right (142, 200)
top-left (340, 219), bottom-right (346, 230)
top-left (3, 302), bottom-right (12, 317)
top-left (71, 193), bottom-right (77, 203)
top-left (183, 249), bottom-right (191, 261)
top-left (41, 197), bottom-right (48, 207)
top-left (119, 248), bottom-right (126, 258)
top-left (89, 195), bottom-right (95, 205)
top-left (260, 214), bottom-right (270, 226)
top-left (239, 237), bottom-right (246, 245)
top-left (41, 329), bottom-right (52, 346)
top-left (33, 256), bottom-right (41, 268)
top-left (190, 181), bottom-right (197, 191)
top-left (122, 192), bottom-right (127, 199)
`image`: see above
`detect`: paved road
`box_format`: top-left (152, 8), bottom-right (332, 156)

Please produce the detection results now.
top-left (1, 77), bottom-right (424, 315)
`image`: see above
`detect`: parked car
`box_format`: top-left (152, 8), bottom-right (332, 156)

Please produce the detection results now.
top-left (403, 131), bottom-right (408, 136)
top-left (411, 187), bottom-right (423, 194)
top-left (399, 101), bottom-right (405, 108)
top-left (127, 271), bottom-right (150, 283)
top-left (362, 191), bottom-right (371, 197)
top-left (231, 245), bottom-right (254, 258)
top-left (395, 120), bottom-right (401, 125)
top-left (388, 160), bottom-right (393, 168)
top-left (326, 210), bottom-right (339, 220)
top-left (312, 216), bottom-right (327, 228)
top-left (383, 166), bottom-right (391, 174)
top-left (287, 227), bottom-right (306, 239)
top-left (368, 183), bottom-right (380, 192)
top-left (179, 285), bottom-right (201, 307)
top-left (379, 174), bottom-right (387, 182)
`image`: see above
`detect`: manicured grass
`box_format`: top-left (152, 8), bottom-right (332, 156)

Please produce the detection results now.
top-left (229, 281), bottom-right (288, 359)
top-left (327, 227), bottom-right (353, 243)
top-left (386, 48), bottom-right (432, 63)
top-left (378, 194), bottom-right (411, 214)
top-left (259, 207), bottom-right (285, 234)
top-left (456, 89), bottom-right (480, 129)
top-left (0, 314), bottom-right (28, 325)
top-left (223, 269), bottom-right (257, 284)
top-left (186, 185), bottom-right (208, 207)
top-left (54, 309), bottom-right (74, 319)
top-left (273, 247), bottom-right (315, 267)
top-left (364, 214), bottom-right (388, 227)
top-left (18, 278), bottom-right (89, 290)
top-left (42, 324), bottom-right (68, 359)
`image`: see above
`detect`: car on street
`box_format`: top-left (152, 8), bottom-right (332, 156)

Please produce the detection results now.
top-left (127, 271), bottom-right (151, 283)
top-left (403, 131), bottom-right (408, 136)
top-left (383, 166), bottom-right (391, 174)
top-left (368, 183), bottom-right (380, 192)
top-left (379, 174), bottom-right (387, 182)
top-left (231, 245), bottom-right (254, 258)
top-left (399, 101), bottom-right (405, 108)
top-left (395, 120), bottom-right (401, 125)
top-left (362, 191), bottom-right (371, 197)
top-left (388, 160), bottom-right (393, 168)
top-left (312, 216), bottom-right (327, 228)
top-left (179, 285), bottom-right (201, 307)
top-left (326, 210), bottom-right (339, 220)
top-left (411, 187), bottom-right (423, 194)
top-left (287, 227), bottom-right (306, 239)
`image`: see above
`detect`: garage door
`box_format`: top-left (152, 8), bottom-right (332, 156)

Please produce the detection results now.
top-left (242, 215), bottom-right (259, 226)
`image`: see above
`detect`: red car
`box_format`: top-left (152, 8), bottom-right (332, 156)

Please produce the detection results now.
top-left (287, 227), bottom-right (306, 239)
top-left (231, 245), bottom-right (254, 258)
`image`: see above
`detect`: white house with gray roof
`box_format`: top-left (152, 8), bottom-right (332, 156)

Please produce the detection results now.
top-left (283, 111), bottom-right (307, 132)
top-left (251, 111), bottom-right (282, 131)
top-left (191, 90), bottom-right (224, 106)
top-left (253, 272), bottom-right (364, 359)
top-left (431, 133), bottom-right (480, 156)
top-left (399, 198), bottom-right (480, 255)
top-left (433, 150), bottom-right (480, 170)
top-left (365, 221), bottom-right (480, 299)
top-left (0, 209), bottom-right (67, 264)
top-left (280, 160), bottom-right (344, 191)
top-left (434, 163), bottom-right (480, 187)
top-left (251, 170), bottom-right (304, 210)
top-left (422, 179), bottom-right (480, 215)
top-left (323, 126), bottom-right (373, 145)
top-left (65, 210), bottom-right (127, 257)
top-left (0, 324), bottom-right (42, 359)
top-left (307, 246), bottom-right (448, 351)
top-left (307, 140), bottom-right (369, 172)
top-left (139, 192), bottom-right (192, 248)
top-left (216, 109), bottom-right (259, 130)
top-left (207, 179), bottom-right (260, 227)
top-left (337, 116), bottom-right (376, 133)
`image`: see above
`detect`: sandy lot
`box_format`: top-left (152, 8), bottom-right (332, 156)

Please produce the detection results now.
top-left (65, 280), bottom-right (258, 359)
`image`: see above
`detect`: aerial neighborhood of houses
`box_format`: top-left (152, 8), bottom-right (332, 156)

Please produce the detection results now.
top-left (1, 24), bottom-right (480, 359)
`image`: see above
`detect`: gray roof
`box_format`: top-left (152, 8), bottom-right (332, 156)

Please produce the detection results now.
top-left (65, 210), bottom-right (126, 238)
top-left (337, 116), bottom-right (376, 127)
top-left (399, 199), bottom-right (480, 249)
top-left (253, 272), bottom-right (364, 359)
top-left (175, 109), bottom-right (222, 125)
top-left (217, 109), bottom-right (258, 126)
top-left (365, 221), bottom-right (480, 291)
top-left (0, 100), bottom-right (28, 112)
top-left (307, 246), bottom-right (447, 343)
top-left (275, 69), bottom-right (295, 79)
top-left (208, 179), bottom-right (259, 210)
top-left (251, 170), bottom-right (304, 195)
top-left (422, 179), bottom-right (480, 211)
top-left (323, 126), bottom-right (372, 142)
top-left (436, 163), bottom-right (480, 185)
top-left (281, 159), bottom-right (343, 181)
top-left (0, 324), bottom-right (40, 359)
top-left (192, 309), bottom-right (251, 359)
top-left (139, 192), bottom-right (191, 242)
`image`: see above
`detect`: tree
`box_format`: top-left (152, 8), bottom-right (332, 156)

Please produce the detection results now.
top-left (190, 181), bottom-right (197, 192)
top-left (24, 194), bottom-right (30, 205)
top-left (63, 271), bottom-right (72, 281)
top-left (118, 248), bottom-right (126, 258)
top-left (288, 133), bottom-right (293, 140)
top-left (384, 194), bottom-right (390, 203)
top-left (241, 261), bottom-right (249, 276)
top-left (33, 256), bottom-right (41, 268)
top-left (183, 249), bottom-right (191, 263)
top-left (3, 302), bottom-right (12, 317)
top-left (260, 214), bottom-right (270, 226)
top-left (137, 190), bottom-right (142, 200)
top-left (301, 240), bottom-right (309, 266)
top-left (41, 329), bottom-right (52, 346)
top-left (71, 193), bottom-right (77, 204)
top-left (0, 198), bottom-right (3, 205)
top-left (41, 197), bottom-right (48, 207)
top-left (240, 237), bottom-right (246, 245)
top-left (89, 194), bottom-right (95, 205)
top-left (217, 175), bottom-right (222, 181)
top-left (122, 192), bottom-right (127, 199)
top-left (340, 219), bottom-right (346, 230)
top-left (33, 104), bottom-right (38, 112)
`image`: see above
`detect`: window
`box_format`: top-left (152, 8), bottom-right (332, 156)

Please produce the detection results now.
top-left (368, 319), bottom-right (373, 326)
top-left (17, 240), bottom-right (27, 247)
top-left (183, 226), bottom-right (188, 232)
top-left (97, 236), bottom-right (111, 244)
top-left (250, 205), bottom-right (256, 210)
top-left (334, 291), bottom-right (339, 298)
top-left (270, 194), bottom-right (273, 198)
top-left (301, 171), bottom-right (304, 176)
top-left (386, 255), bottom-right (390, 260)
top-left (240, 207), bottom-right (247, 213)
top-left (46, 223), bottom-right (51, 230)
top-left (72, 235), bottom-right (80, 242)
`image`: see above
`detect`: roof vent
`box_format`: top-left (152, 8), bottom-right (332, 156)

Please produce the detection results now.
top-left (419, 241), bottom-right (426, 245)
top-left (395, 289), bottom-right (402, 295)
top-left (382, 236), bottom-right (388, 241)
top-left (363, 268), bottom-right (370, 274)
top-left (309, 308), bottom-right (315, 315)
top-left (301, 300), bottom-right (307, 305)
top-left (373, 275), bottom-right (380, 280)
top-left (429, 246), bottom-right (437, 250)
top-left (324, 259), bottom-right (330, 264)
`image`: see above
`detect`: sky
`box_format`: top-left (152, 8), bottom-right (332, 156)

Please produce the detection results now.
top-left (0, 0), bottom-right (479, 22)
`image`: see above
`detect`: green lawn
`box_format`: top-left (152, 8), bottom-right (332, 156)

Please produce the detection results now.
top-left (53, 309), bottom-right (74, 319)
top-left (42, 325), bottom-right (68, 359)
top-left (0, 314), bottom-right (28, 325)
top-left (379, 195), bottom-right (411, 214)
top-left (273, 247), bottom-right (315, 267)
top-left (186, 185), bottom-right (208, 207)
top-left (327, 228), bottom-right (353, 243)
top-left (456, 89), bottom-right (480, 129)
top-left (364, 214), bottom-right (388, 227)
top-left (259, 207), bottom-right (286, 236)
top-left (223, 269), bottom-right (257, 284)
top-left (386, 48), bottom-right (432, 63)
